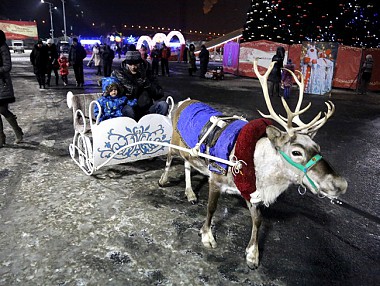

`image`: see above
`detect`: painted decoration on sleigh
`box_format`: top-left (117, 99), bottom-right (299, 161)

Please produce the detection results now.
top-left (301, 42), bottom-right (338, 95)
top-left (91, 114), bottom-right (173, 167)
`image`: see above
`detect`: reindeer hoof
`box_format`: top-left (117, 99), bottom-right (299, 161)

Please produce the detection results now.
top-left (247, 261), bottom-right (259, 270)
top-left (158, 180), bottom-right (166, 187)
top-left (246, 248), bottom-right (259, 269)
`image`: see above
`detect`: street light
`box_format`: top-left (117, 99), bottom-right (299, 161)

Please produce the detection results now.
top-left (61, 0), bottom-right (67, 41)
top-left (41, 0), bottom-right (57, 40)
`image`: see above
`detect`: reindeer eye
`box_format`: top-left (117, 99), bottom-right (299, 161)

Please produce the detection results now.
top-left (292, 151), bottom-right (302, 156)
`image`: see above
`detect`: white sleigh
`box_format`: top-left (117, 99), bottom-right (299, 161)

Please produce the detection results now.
top-left (66, 92), bottom-right (174, 175)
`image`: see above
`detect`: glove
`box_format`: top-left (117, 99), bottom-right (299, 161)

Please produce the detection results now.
top-left (127, 98), bottom-right (138, 107)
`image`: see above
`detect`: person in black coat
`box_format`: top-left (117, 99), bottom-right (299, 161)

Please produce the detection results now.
top-left (150, 46), bottom-right (160, 76)
top-left (183, 45), bottom-right (188, 63)
top-left (30, 40), bottom-right (49, 89)
top-left (268, 46), bottom-right (286, 97)
top-left (0, 30), bottom-right (23, 147)
top-left (45, 39), bottom-right (59, 86)
top-left (359, 54), bottom-right (374, 95)
top-left (102, 44), bottom-right (115, 77)
top-left (68, 38), bottom-right (87, 87)
top-left (111, 45), bottom-right (168, 121)
top-left (199, 45), bottom-right (210, 78)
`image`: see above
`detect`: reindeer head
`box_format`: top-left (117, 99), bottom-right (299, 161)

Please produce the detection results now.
top-left (252, 58), bottom-right (347, 199)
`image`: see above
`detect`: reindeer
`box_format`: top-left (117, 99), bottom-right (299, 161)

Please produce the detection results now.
top-left (158, 59), bottom-right (348, 268)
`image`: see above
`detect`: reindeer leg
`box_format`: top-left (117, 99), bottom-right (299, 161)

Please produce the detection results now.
top-left (245, 201), bottom-right (262, 269)
top-left (184, 161), bottom-right (197, 204)
top-left (158, 147), bottom-right (173, 187)
top-left (200, 180), bottom-right (220, 248)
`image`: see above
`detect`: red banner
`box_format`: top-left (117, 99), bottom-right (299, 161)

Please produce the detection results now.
top-left (238, 40), bottom-right (288, 78)
top-left (288, 44), bottom-right (302, 71)
top-left (333, 45), bottom-right (362, 89)
top-left (0, 20), bottom-right (38, 40)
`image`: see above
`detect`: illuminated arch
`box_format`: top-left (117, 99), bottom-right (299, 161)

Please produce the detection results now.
top-left (136, 31), bottom-right (186, 49)
top-left (152, 33), bottom-right (168, 46)
top-left (166, 31), bottom-right (186, 46)
top-left (136, 36), bottom-right (153, 50)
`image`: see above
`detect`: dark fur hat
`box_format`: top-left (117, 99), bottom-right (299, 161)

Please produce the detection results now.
top-left (125, 50), bottom-right (142, 65)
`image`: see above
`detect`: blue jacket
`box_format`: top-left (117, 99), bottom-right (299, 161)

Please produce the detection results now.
top-left (94, 95), bottom-right (128, 122)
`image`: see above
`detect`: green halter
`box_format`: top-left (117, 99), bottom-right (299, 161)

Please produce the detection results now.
top-left (278, 150), bottom-right (323, 191)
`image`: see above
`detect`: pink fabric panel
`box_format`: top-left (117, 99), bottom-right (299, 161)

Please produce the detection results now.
top-left (222, 42), bottom-right (240, 75)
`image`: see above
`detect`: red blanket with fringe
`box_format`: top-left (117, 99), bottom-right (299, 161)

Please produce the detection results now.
top-left (233, 118), bottom-right (272, 201)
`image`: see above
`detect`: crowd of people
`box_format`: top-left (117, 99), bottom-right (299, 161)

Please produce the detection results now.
top-left (30, 37), bottom-right (87, 89)
top-left (29, 38), bottom-right (213, 91)
top-left (1, 30), bottom-right (376, 146)
top-left (26, 37), bottom-right (215, 124)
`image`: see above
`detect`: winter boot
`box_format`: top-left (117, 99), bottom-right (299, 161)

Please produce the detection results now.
top-left (5, 115), bottom-right (23, 143)
top-left (0, 117), bottom-right (5, 148)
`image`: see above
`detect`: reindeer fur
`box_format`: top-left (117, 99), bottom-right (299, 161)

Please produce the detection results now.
top-left (159, 61), bottom-right (347, 268)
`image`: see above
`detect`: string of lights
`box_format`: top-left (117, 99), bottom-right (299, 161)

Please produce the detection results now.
top-left (242, 0), bottom-right (379, 48)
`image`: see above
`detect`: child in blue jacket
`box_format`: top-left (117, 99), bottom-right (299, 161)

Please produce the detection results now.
top-left (94, 83), bottom-right (137, 122)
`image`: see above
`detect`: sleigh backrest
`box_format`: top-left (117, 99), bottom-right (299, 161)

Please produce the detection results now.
top-left (67, 92), bottom-right (102, 133)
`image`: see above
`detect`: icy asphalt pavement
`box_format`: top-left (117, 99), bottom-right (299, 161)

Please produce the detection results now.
top-left (0, 52), bottom-right (379, 285)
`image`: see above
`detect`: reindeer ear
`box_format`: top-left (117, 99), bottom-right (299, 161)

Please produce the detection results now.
top-left (266, 125), bottom-right (288, 147)
top-left (266, 125), bottom-right (282, 140)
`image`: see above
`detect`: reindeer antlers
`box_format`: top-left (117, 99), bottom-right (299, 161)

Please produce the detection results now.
top-left (252, 58), bottom-right (335, 137)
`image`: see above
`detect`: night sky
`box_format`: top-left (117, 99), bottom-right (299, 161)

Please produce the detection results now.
top-left (0, 0), bottom-right (251, 38)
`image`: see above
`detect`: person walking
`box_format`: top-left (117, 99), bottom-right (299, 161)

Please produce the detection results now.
top-left (199, 45), bottom-right (209, 78)
top-left (160, 43), bottom-right (171, 76)
top-left (176, 47), bottom-right (181, 63)
top-left (68, 38), bottom-right (87, 87)
top-left (187, 44), bottom-right (197, 76)
top-left (150, 46), bottom-right (160, 76)
top-left (359, 54), bottom-right (374, 95)
top-left (0, 30), bottom-right (23, 147)
top-left (30, 39), bottom-right (48, 90)
top-left (268, 46), bottom-right (285, 97)
top-left (281, 58), bottom-right (295, 99)
top-left (183, 45), bottom-right (188, 63)
top-left (58, 54), bottom-right (69, 86)
top-left (102, 44), bottom-right (115, 77)
top-left (45, 39), bottom-right (59, 87)
top-left (116, 43), bottom-right (122, 59)
top-left (139, 44), bottom-right (148, 61)
top-left (88, 43), bottom-right (102, 76)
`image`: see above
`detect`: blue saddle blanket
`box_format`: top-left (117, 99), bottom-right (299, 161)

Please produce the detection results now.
top-left (177, 102), bottom-right (247, 174)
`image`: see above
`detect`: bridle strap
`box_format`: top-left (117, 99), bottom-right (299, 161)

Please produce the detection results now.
top-left (278, 150), bottom-right (323, 191)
